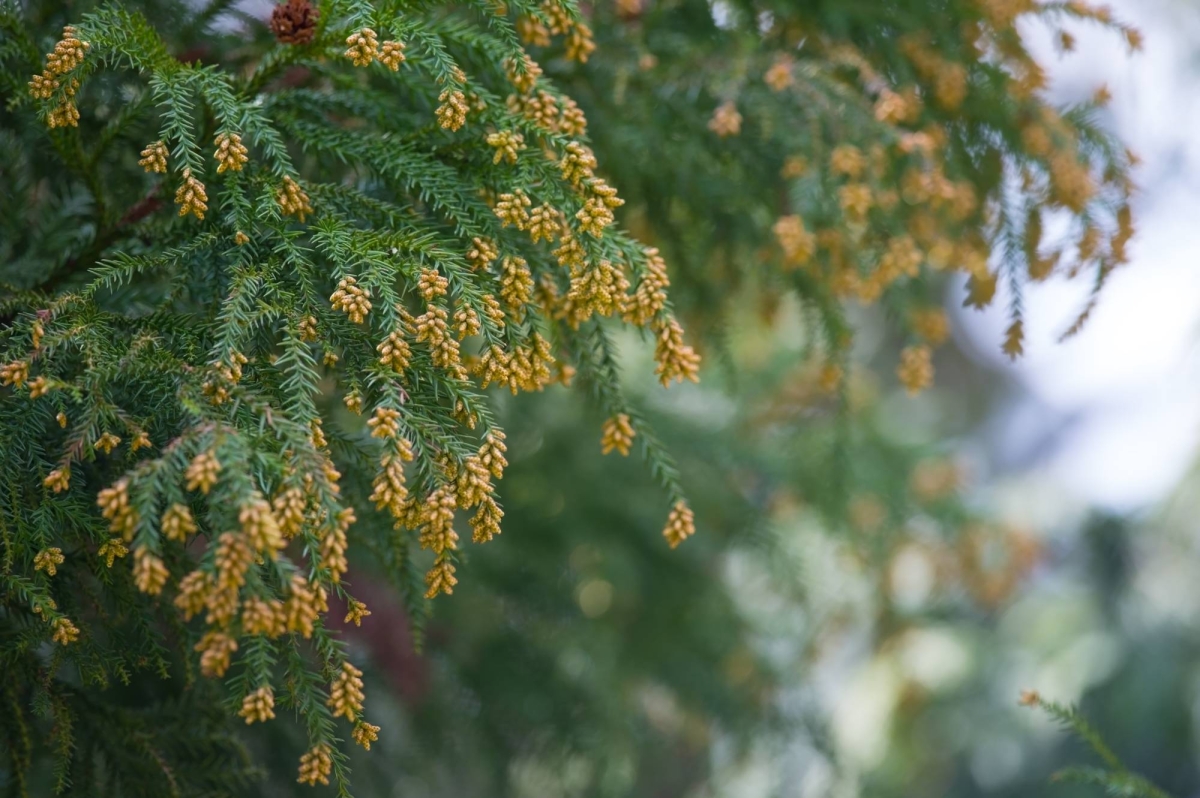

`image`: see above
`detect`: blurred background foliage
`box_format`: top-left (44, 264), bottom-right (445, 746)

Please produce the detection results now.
top-left (6, 0), bottom-right (1198, 795)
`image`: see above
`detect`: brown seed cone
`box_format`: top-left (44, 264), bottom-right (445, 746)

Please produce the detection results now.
top-left (269, 0), bottom-right (319, 45)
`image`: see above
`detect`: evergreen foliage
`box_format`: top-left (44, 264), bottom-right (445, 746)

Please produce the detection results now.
top-left (539, 0), bottom-right (1138, 375)
top-left (1023, 692), bottom-right (1173, 798)
top-left (3, 0), bottom-right (702, 791)
top-left (0, 0), bottom-right (1139, 794)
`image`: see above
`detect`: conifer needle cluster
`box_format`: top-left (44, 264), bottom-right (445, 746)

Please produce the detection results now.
top-left (2, 0), bottom-right (697, 791)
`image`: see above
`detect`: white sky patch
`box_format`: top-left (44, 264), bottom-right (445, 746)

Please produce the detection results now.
top-left (710, 0), bottom-right (737, 31)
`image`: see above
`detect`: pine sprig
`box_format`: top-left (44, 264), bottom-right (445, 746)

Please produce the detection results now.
top-left (1022, 692), bottom-right (1173, 798)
